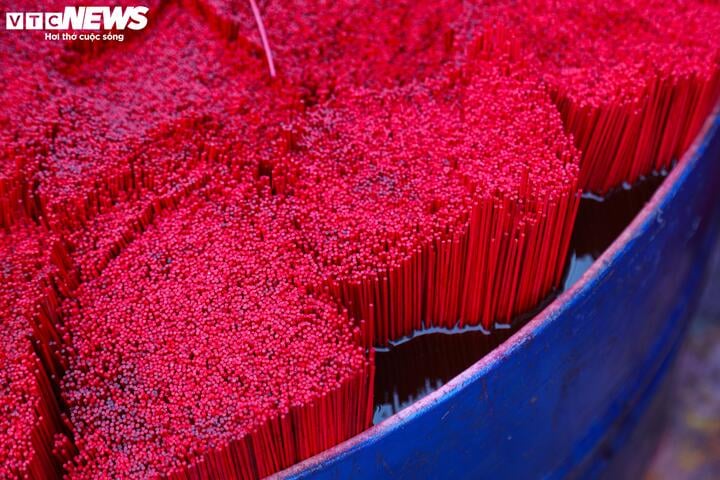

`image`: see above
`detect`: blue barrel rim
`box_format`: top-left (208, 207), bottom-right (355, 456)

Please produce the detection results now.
top-left (272, 104), bottom-right (720, 479)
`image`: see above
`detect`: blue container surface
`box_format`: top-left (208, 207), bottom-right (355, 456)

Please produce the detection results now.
top-left (270, 107), bottom-right (720, 480)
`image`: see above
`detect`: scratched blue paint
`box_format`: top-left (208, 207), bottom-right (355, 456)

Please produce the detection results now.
top-left (273, 108), bottom-right (720, 480)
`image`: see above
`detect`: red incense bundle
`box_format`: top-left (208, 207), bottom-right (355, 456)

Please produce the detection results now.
top-left (0, 223), bottom-right (74, 479)
top-left (275, 61), bottom-right (580, 344)
top-left (61, 182), bottom-right (372, 479)
top-left (461, 0), bottom-right (720, 193)
top-left (3, 3), bottom-right (299, 235)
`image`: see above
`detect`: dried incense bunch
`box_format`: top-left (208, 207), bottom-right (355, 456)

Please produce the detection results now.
top-left (62, 182), bottom-right (372, 479)
top-left (23, 4), bottom-right (298, 235)
top-left (0, 222), bottom-right (75, 478)
top-left (276, 63), bottom-right (580, 343)
top-left (457, 0), bottom-right (720, 193)
top-left (0, 0), bottom-right (718, 478)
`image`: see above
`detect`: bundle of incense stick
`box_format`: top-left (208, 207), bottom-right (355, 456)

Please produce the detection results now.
top-left (280, 65), bottom-right (580, 343)
top-left (0, 222), bottom-right (75, 478)
top-left (457, 0), bottom-right (720, 193)
top-left (0, 0), bottom-right (718, 478)
top-left (62, 181), bottom-right (373, 479)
